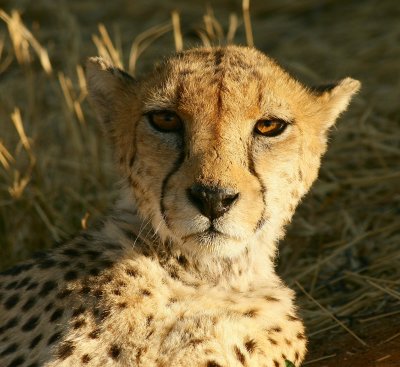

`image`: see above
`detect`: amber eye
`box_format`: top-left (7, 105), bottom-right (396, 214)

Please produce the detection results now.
top-left (147, 111), bottom-right (183, 132)
top-left (254, 119), bottom-right (288, 137)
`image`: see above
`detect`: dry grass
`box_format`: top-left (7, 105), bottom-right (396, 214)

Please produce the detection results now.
top-left (0, 0), bottom-right (399, 363)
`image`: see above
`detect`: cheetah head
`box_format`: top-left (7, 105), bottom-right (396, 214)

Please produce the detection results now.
top-left (87, 46), bottom-right (360, 259)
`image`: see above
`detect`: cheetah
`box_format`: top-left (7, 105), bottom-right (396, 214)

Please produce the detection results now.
top-left (0, 46), bottom-right (360, 367)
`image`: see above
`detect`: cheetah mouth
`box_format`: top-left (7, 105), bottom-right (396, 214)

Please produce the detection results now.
top-left (181, 225), bottom-right (238, 243)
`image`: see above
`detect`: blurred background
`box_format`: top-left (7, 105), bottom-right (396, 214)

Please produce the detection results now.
top-left (0, 0), bottom-right (399, 365)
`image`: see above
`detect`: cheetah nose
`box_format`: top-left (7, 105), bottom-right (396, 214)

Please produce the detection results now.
top-left (187, 183), bottom-right (239, 220)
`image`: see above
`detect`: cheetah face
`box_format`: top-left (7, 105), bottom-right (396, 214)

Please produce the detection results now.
top-left (87, 46), bottom-right (359, 257)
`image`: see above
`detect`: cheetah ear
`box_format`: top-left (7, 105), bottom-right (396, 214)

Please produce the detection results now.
top-left (86, 57), bottom-right (136, 126)
top-left (314, 77), bottom-right (361, 129)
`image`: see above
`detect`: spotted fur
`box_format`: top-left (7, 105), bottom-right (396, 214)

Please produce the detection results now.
top-left (0, 46), bottom-right (360, 366)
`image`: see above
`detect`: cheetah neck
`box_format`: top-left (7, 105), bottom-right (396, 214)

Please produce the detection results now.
top-left (98, 197), bottom-right (281, 288)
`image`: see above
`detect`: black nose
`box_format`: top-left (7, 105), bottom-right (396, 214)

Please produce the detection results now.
top-left (187, 184), bottom-right (239, 220)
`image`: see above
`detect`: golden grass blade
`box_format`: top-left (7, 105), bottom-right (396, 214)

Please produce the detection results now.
top-left (0, 140), bottom-right (15, 170)
top-left (8, 170), bottom-right (30, 199)
top-left (227, 13), bottom-right (239, 44)
top-left (0, 9), bottom-right (52, 74)
top-left (10, 108), bottom-right (32, 155)
top-left (58, 72), bottom-right (74, 110)
top-left (76, 65), bottom-right (87, 102)
top-left (242, 0), bottom-right (254, 47)
top-left (97, 24), bottom-right (123, 69)
top-left (206, 5), bottom-right (224, 42)
top-left (203, 14), bottom-right (215, 41)
top-left (379, 332), bottom-right (400, 345)
top-left (196, 29), bottom-right (212, 47)
top-left (171, 11), bottom-right (183, 52)
top-left (303, 354), bottom-right (337, 365)
top-left (128, 22), bottom-right (172, 75)
top-left (296, 281), bottom-right (368, 347)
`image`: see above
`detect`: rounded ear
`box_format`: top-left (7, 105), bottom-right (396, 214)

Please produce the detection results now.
top-left (314, 77), bottom-right (361, 129)
top-left (86, 57), bottom-right (139, 168)
top-left (86, 57), bottom-right (136, 126)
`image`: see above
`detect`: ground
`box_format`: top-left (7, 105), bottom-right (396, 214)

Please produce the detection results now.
top-left (0, 0), bottom-right (399, 366)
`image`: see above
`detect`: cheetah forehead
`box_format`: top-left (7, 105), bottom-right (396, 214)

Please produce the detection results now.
top-left (141, 46), bottom-right (303, 120)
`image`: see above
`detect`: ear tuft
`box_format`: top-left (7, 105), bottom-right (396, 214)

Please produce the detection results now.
top-left (317, 77), bottom-right (361, 128)
top-left (86, 57), bottom-right (136, 125)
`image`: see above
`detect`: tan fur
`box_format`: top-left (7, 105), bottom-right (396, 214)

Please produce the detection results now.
top-left (0, 46), bottom-right (360, 367)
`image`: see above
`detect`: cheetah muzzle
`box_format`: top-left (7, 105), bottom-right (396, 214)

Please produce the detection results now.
top-left (0, 46), bottom-right (360, 367)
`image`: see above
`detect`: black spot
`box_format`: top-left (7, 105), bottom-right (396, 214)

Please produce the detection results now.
top-left (1, 262), bottom-right (33, 276)
top-left (80, 285), bottom-right (91, 295)
top-left (207, 361), bottom-right (222, 367)
top-left (72, 305), bottom-right (85, 317)
top-left (57, 340), bottom-right (75, 360)
top-left (22, 315), bottom-right (40, 332)
top-left (22, 296), bottom-right (37, 311)
top-left (273, 360), bottom-right (280, 367)
top-left (73, 319), bottom-right (86, 329)
top-left (62, 248), bottom-right (80, 257)
top-left (272, 326), bottom-right (282, 333)
top-left (177, 255), bottom-right (188, 267)
top-left (93, 289), bottom-right (103, 299)
top-left (100, 259), bottom-right (114, 268)
top-left (118, 302), bottom-right (128, 309)
top-left (50, 308), bottom-right (64, 322)
top-left (234, 346), bottom-right (246, 365)
top-left (57, 289), bottom-right (72, 299)
top-left (89, 268), bottom-right (100, 276)
top-left (113, 288), bottom-right (121, 296)
top-left (81, 354), bottom-right (91, 363)
top-left (29, 334), bottom-right (43, 349)
top-left (265, 295), bottom-right (279, 302)
top-left (39, 280), bottom-right (57, 297)
top-left (125, 268), bottom-right (137, 277)
top-left (146, 315), bottom-right (154, 326)
top-left (140, 289), bottom-right (152, 297)
top-left (26, 282), bottom-right (39, 291)
top-left (64, 270), bottom-right (78, 281)
top-left (4, 294), bottom-right (20, 309)
top-left (0, 316), bottom-right (19, 333)
top-left (244, 339), bottom-right (257, 354)
top-left (297, 332), bottom-right (305, 340)
top-left (6, 355), bottom-right (25, 367)
top-left (85, 250), bottom-right (101, 259)
top-left (99, 308), bottom-right (110, 321)
top-left (287, 314), bottom-right (300, 322)
top-left (295, 351), bottom-right (300, 361)
top-left (268, 337), bottom-right (278, 345)
top-left (37, 258), bottom-right (57, 269)
top-left (88, 329), bottom-right (100, 339)
top-left (0, 342), bottom-right (17, 356)
top-left (243, 309), bottom-right (258, 318)
top-left (44, 302), bottom-right (54, 312)
top-left (48, 331), bottom-right (62, 345)
top-left (109, 344), bottom-right (121, 360)
top-left (5, 281), bottom-right (18, 290)
top-left (16, 277), bottom-right (30, 289)
top-left (58, 260), bottom-right (70, 268)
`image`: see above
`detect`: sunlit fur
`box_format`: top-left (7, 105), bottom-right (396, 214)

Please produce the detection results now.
top-left (0, 46), bottom-right (359, 367)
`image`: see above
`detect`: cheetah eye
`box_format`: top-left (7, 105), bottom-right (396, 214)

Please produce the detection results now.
top-left (254, 119), bottom-right (288, 137)
top-left (147, 110), bottom-right (183, 132)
